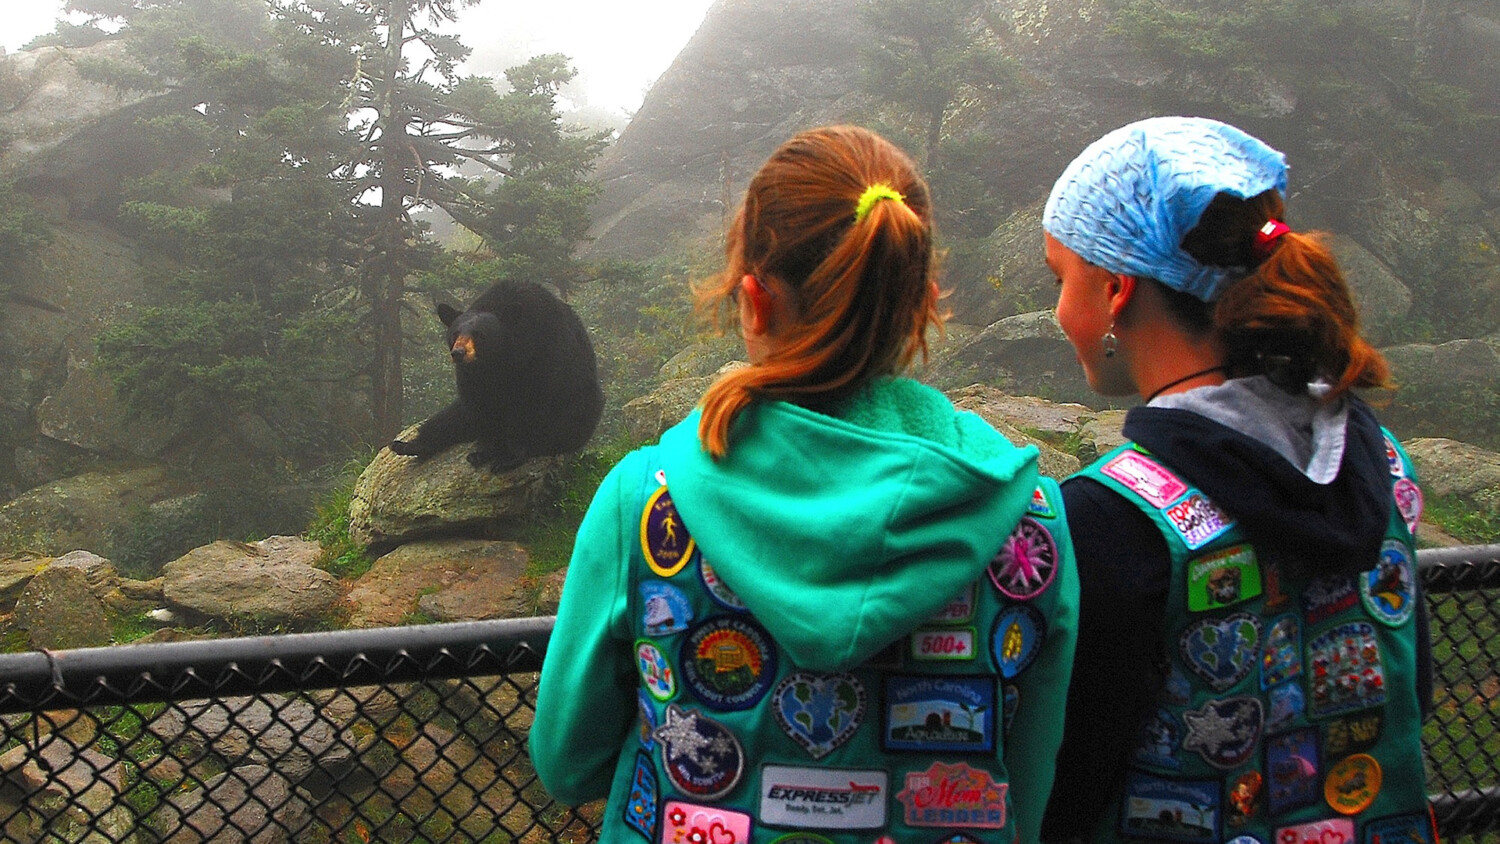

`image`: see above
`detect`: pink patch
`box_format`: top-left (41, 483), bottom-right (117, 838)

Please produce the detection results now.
top-left (1101, 451), bottom-right (1188, 508)
top-left (659, 801), bottom-right (751, 844)
top-left (1275, 817), bottom-right (1354, 844)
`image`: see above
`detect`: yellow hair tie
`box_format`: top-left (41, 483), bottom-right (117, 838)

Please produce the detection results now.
top-left (854, 184), bottom-right (905, 223)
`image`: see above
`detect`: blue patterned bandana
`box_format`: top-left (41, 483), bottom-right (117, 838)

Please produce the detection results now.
top-left (1043, 116), bottom-right (1288, 303)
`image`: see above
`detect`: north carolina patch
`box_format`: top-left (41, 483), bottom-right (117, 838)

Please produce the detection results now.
top-left (1002, 684), bottom-right (1018, 736)
top-left (699, 558), bottom-right (747, 611)
top-left (1225, 770), bottom-right (1263, 828)
top-left (659, 800), bottom-right (752, 844)
top-left (1179, 612), bottom-right (1261, 691)
top-left (636, 640), bottom-right (676, 701)
top-left (759, 764), bottom-right (888, 829)
top-left (640, 581), bottom-right (693, 637)
top-left (771, 671), bottom-right (866, 759)
top-left (1119, 771), bottom-right (1220, 842)
top-left (681, 616), bottom-right (776, 711)
top-left (1361, 540), bottom-right (1416, 627)
top-left (1186, 544), bottom-right (1261, 612)
top-left (1260, 614), bottom-right (1302, 690)
top-left (1308, 621), bottom-right (1385, 718)
top-left (1265, 727), bottom-right (1320, 815)
top-left (1181, 697), bottom-right (1263, 769)
top-left (654, 705), bottom-right (744, 800)
top-left (1303, 574), bottom-right (1360, 626)
top-left (1275, 817), bottom-right (1353, 844)
top-left (625, 751), bottom-right (659, 840)
top-left (1393, 478), bottom-right (1423, 535)
top-left (1361, 812), bottom-right (1438, 844)
top-left (882, 675), bottom-right (996, 753)
top-left (1165, 492), bottom-right (1235, 549)
top-left (1324, 752), bottom-right (1382, 814)
top-left (896, 761), bottom-right (1009, 829)
top-left (991, 604), bottom-right (1046, 679)
top-left (929, 581), bottom-right (976, 625)
top-left (642, 486), bottom-right (695, 577)
top-left (1101, 450), bottom-right (1188, 508)
top-left (911, 627), bottom-right (976, 661)
top-left (987, 517), bottom-right (1058, 600)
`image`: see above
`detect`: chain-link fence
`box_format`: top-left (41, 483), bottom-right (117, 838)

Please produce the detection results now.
top-left (0, 548), bottom-right (1493, 843)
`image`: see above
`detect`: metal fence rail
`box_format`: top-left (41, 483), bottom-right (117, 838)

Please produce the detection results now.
top-left (0, 548), bottom-right (1492, 842)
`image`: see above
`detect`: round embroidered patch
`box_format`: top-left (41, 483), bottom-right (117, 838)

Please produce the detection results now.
top-left (991, 604), bottom-right (1045, 678)
top-left (771, 671), bottom-right (865, 759)
top-left (1393, 477), bottom-right (1423, 534)
top-left (681, 616), bottom-right (777, 710)
top-left (1181, 696), bottom-right (1264, 769)
top-left (767, 835), bottom-right (836, 844)
top-left (642, 485), bottom-right (694, 577)
top-left (986, 517), bottom-right (1058, 600)
top-left (699, 558), bottom-right (746, 611)
top-left (1179, 611), bottom-right (1261, 691)
top-left (1361, 540), bottom-right (1416, 627)
top-left (1324, 753), bottom-right (1382, 815)
top-left (654, 704), bottom-right (745, 800)
top-left (1224, 837), bottom-right (1265, 844)
top-left (636, 640), bottom-right (676, 701)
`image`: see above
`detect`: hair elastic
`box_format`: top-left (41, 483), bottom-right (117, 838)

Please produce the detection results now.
top-left (854, 184), bottom-right (905, 223)
top-left (1254, 219), bottom-right (1291, 261)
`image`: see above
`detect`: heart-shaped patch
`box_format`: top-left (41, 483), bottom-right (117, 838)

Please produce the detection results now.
top-left (771, 672), bottom-right (866, 759)
top-left (1178, 612), bottom-right (1261, 691)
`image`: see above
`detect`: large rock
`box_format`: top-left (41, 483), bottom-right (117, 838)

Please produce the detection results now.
top-left (1326, 233), bottom-right (1412, 346)
top-left (13, 565), bottom-right (112, 650)
top-left (946, 386), bottom-right (1082, 479)
top-left (0, 737), bottom-right (133, 844)
top-left (349, 425), bottom-right (561, 554)
top-left (1381, 340), bottom-right (1500, 447)
top-left (146, 695), bottom-right (344, 783)
top-left (344, 539), bottom-right (531, 629)
top-left (1402, 438), bottom-right (1500, 504)
top-left (0, 465), bottom-right (187, 557)
top-left (930, 310), bottom-right (1106, 407)
top-left (161, 537), bottom-right (340, 629)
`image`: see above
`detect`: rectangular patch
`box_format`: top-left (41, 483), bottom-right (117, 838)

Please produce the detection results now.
top-left (1186, 544), bottom-right (1261, 611)
top-left (1120, 771), bottom-right (1220, 842)
top-left (1101, 450), bottom-right (1188, 508)
top-left (1277, 818), bottom-right (1354, 844)
top-left (910, 627), bottom-right (976, 661)
top-left (758, 765), bottom-right (887, 829)
top-left (659, 801), bottom-right (752, 844)
top-left (883, 675), bottom-right (996, 753)
top-left (896, 761), bottom-right (1008, 829)
top-left (929, 582), bottom-right (976, 625)
top-left (1164, 492), bottom-right (1235, 549)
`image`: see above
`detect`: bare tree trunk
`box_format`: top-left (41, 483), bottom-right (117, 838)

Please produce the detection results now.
top-left (369, 0), bottom-right (411, 443)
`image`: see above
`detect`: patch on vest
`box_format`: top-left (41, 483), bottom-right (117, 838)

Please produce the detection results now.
top-left (1361, 813), bottom-right (1438, 844)
top-left (699, 559), bottom-right (746, 611)
top-left (1265, 727), bottom-right (1321, 815)
top-left (642, 486), bottom-right (694, 577)
top-left (1274, 817), bottom-right (1353, 844)
top-left (1101, 450), bottom-right (1188, 508)
top-left (895, 761), bottom-right (1009, 829)
top-left (1383, 435), bottom-right (1405, 478)
top-left (659, 801), bottom-right (752, 844)
top-left (1181, 697), bottom-right (1264, 769)
top-left (1134, 708), bottom-right (1183, 770)
top-left (1266, 682), bottom-right (1306, 733)
top-left (641, 581), bottom-right (693, 636)
top-left (636, 640), bottom-right (676, 701)
top-left (624, 750), bottom-right (659, 841)
top-left (987, 517), bottom-right (1058, 600)
top-left (1119, 771), bottom-right (1220, 842)
top-left (654, 705), bottom-right (744, 800)
top-left (929, 582), bottom-right (976, 625)
top-left (1324, 752), bottom-right (1382, 814)
top-left (681, 616), bottom-right (776, 711)
top-left (638, 689), bottom-right (659, 749)
top-left (1165, 492), bottom-right (1236, 549)
top-left (1303, 574), bottom-right (1360, 626)
top-left (991, 604), bottom-right (1046, 679)
top-left (1179, 612), bottom-right (1262, 691)
top-left (771, 671), bottom-right (866, 759)
top-left (1028, 484), bottom-right (1057, 518)
top-left (767, 835), bottom-right (836, 844)
top-left (1186, 544), bottom-right (1261, 612)
top-left (1261, 614), bottom-right (1303, 690)
top-left (1308, 622), bottom-right (1386, 718)
top-left (758, 764), bottom-right (888, 829)
top-left (1002, 683), bottom-right (1018, 736)
top-left (1393, 478), bottom-right (1423, 535)
top-left (1323, 710), bottom-right (1384, 758)
top-left (1225, 770), bottom-right (1263, 829)
top-left (911, 628), bottom-right (976, 661)
top-left (882, 675), bottom-right (996, 753)
top-left (1361, 541), bottom-right (1415, 628)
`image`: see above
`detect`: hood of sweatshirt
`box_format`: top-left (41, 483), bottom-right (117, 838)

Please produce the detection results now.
top-left (1126, 376), bottom-right (1396, 574)
top-left (656, 378), bottom-right (1039, 672)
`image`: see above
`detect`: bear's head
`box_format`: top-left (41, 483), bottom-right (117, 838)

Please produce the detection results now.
top-left (438, 303), bottom-right (504, 366)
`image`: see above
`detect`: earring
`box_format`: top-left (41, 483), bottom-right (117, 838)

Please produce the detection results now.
top-left (1102, 327), bottom-right (1118, 359)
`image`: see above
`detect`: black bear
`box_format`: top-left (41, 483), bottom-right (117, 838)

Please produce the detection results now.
top-left (389, 280), bottom-right (604, 472)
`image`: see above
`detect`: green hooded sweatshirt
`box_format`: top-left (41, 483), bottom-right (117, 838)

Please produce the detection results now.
top-left (532, 378), bottom-right (1078, 844)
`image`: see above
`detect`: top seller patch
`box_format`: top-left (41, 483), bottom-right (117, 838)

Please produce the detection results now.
top-left (642, 485), bottom-right (694, 577)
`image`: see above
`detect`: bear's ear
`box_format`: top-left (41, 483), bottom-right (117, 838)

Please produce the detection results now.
top-left (437, 303), bottom-right (461, 327)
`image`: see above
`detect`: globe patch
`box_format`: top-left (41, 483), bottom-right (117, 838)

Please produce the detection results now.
top-left (771, 671), bottom-right (866, 759)
top-left (1179, 612), bottom-right (1261, 691)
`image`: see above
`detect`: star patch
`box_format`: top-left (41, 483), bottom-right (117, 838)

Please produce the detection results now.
top-left (1181, 697), bottom-right (1263, 769)
top-left (987, 517), bottom-right (1058, 600)
top-left (771, 671), bottom-right (866, 759)
top-left (1361, 540), bottom-right (1415, 628)
top-left (642, 486), bottom-right (694, 577)
top-left (680, 616), bottom-right (777, 711)
top-left (654, 705), bottom-right (745, 800)
top-left (1179, 612), bottom-right (1261, 691)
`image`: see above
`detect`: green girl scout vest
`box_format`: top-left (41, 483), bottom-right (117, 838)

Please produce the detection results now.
top-left (1077, 434), bottom-right (1434, 844)
top-left (606, 454), bottom-right (1078, 844)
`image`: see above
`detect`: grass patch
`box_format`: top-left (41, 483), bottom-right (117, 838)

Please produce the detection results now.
top-left (306, 450), bottom-right (378, 580)
top-left (1422, 494), bottom-right (1500, 545)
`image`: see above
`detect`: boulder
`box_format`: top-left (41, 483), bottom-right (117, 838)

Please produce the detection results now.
top-left (0, 465), bottom-right (187, 557)
top-left (0, 737), bottom-right (133, 844)
top-left (164, 764), bottom-right (311, 844)
top-left (1381, 340), bottom-right (1500, 447)
top-left (161, 537), bottom-right (340, 630)
top-left (946, 386), bottom-right (1082, 479)
top-left (623, 375), bottom-right (714, 442)
top-left (930, 310), bottom-right (1105, 406)
top-left (13, 565), bottom-right (111, 650)
top-left (146, 695), bottom-right (344, 784)
top-left (349, 424), bottom-right (560, 554)
top-left (344, 539), bottom-right (531, 628)
top-left (0, 555), bottom-right (46, 612)
top-left (1402, 438), bottom-right (1500, 504)
top-left (1325, 233), bottom-right (1411, 346)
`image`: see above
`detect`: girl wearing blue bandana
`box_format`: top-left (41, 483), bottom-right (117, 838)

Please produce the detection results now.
top-left (532, 125), bottom-right (1079, 844)
top-left (1039, 117), bottom-right (1434, 844)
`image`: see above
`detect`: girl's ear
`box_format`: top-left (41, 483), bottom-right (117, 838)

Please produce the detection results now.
top-left (740, 274), bottom-right (778, 335)
top-left (1107, 273), bottom-right (1138, 321)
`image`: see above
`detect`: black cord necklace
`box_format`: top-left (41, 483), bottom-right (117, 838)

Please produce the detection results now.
top-left (1146, 365), bottom-right (1229, 403)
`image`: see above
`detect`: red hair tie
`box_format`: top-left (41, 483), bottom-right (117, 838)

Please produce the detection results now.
top-left (1254, 219), bottom-right (1291, 261)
